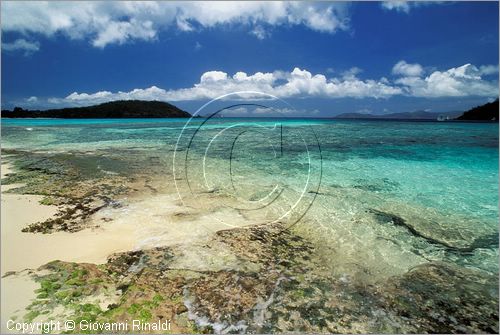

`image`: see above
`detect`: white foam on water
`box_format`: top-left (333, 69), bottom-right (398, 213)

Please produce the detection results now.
top-left (183, 288), bottom-right (249, 334)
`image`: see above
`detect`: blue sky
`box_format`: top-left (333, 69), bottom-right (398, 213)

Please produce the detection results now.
top-left (2, 1), bottom-right (499, 116)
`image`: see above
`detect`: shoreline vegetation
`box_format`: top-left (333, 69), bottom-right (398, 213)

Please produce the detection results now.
top-left (1, 98), bottom-right (499, 121)
top-left (1, 148), bottom-right (498, 333)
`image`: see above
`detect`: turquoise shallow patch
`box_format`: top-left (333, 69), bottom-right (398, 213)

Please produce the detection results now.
top-left (2, 118), bottom-right (498, 273)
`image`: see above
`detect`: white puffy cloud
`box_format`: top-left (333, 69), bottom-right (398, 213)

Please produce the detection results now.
top-left (201, 71), bottom-right (230, 83)
top-left (1, 1), bottom-right (350, 49)
top-left (381, 1), bottom-right (411, 13)
top-left (479, 65), bottom-right (499, 76)
top-left (395, 63), bottom-right (499, 97)
top-left (341, 67), bottom-right (363, 80)
top-left (380, 1), bottom-right (443, 13)
top-left (272, 67), bottom-right (402, 98)
top-left (47, 67), bottom-right (402, 106)
top-left (32, 62), bottom-right (500, 106)
top-left (92, 19), bottom-right (156, 48)
top-left (250, 26), bottom-right (270, 40)
top-left (392, 60), bottom-right (424, 77)
top-left (2, 38), bottom-right (40, 55)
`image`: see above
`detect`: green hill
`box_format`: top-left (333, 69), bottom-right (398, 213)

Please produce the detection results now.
top-left (1, 100), bottom-right (191, 118)
top-left (455, 99), bottom-right (499, 121)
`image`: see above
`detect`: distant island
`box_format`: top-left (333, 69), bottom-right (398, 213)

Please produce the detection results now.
top-left (334, 99), bottom-right (499, 121)
top-left (2, 98), bottom-right (498, 121)
top-left (1, 100), bottom-right (191, 118)
top-left (334, 110), bottom-right (463, 120)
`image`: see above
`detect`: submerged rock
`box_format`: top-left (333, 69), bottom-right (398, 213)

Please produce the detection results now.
top-left (381, 262), bottom-right (499, 334)
top-left (369, 208), bottom-right (498, 252)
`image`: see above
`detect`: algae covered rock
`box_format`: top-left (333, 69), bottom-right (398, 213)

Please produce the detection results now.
top-left (382, 262), bottom-right (499, 333)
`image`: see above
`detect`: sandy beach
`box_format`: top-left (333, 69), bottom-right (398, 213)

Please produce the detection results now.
top-left (1, 160), bottom-right (142, 273)
top-left (0, 160), bottom-right (260, 332)
top-left (0, 162), bottom-right (135, 331)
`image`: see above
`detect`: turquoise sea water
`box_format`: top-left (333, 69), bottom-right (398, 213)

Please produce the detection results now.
top-left (2, 118), bottom-right (498, 276)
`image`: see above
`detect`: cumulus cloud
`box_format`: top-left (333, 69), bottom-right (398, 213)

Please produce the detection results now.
top-left (31, 62), bottom-right (500, 106)
top-left (381, 1), bottom-right (411, 13)
top-left (341, 67), bottom-right (363, 80)
top-left (394, 63), bottom-right (499, 97)
top-left (479, 65), bottom-right (499, 76)
top-left (46, 67), bottom-right (402, 106)
top-left (1, 1), bottom-right (350, 48)
top-left (381, 1), bottom-right (443, 13)
top-left (392, 60), bottom-right (424, 77)
top-left (2, 38), bottom-right (40, 55)
top-left (250, 26), bottom-right (270, 40)
top-left (92, 19), bottom-right (156, 48)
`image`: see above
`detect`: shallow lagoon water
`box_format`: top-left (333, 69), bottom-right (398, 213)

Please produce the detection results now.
top-left (2, 118), bottom-right (498, 278)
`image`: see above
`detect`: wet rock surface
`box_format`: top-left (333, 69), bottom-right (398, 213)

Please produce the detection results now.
top-left (2, 150), bottom-right (162, 233)
top-left (17, 223), bottom-right (499, 334)
top-left (380, 262), bottom-right (499, 334)
top-left (370, 208), bottom-right (499, 253)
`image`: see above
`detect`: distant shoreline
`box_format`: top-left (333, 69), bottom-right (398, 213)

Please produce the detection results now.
top-left (2, 98), bottom-right (497, 122)
top-left (330, 117), bottom-right (498, 123)
top-left (1, 116), bottom-right (497, 123)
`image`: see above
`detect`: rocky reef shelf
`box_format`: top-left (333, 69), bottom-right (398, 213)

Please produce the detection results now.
top-left (1, 149), bottom-right (498, 334)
